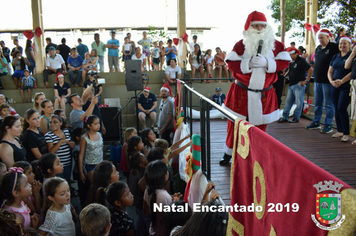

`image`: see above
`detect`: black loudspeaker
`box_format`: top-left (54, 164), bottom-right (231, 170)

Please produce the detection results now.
top-left (125, 60), bottom-right (143, 91)
top-left (100, 107), bottom-right (121, 141)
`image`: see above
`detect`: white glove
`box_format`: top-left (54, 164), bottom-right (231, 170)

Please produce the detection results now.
top-left (249, 54), bottom-right (267, 68)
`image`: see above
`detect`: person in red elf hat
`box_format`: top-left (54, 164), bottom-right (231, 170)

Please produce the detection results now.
top-left (305, 29), bottom-right (339, 133)
top-left (54, 73), bottom-right (71, 113)
top-left (278, 47), bottom-right (313, 123)
top-left (138, 86), bottom-right (157, 129)
top-left (220, 10), bottom-right (291, 165)
top-left (158, 84), bottom-right (174, 145)
top-left (327, 35), bottom-right (352, 142)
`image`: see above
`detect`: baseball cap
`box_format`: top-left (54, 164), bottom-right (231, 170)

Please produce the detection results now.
top-left (48, 46), bottom-right (56, 51)
top-left (110, 30), bottom-right (116, 34)
top-left (193, 35), bottom-right (197, 39)
top-left (215, 87), bottom-right (222, 92)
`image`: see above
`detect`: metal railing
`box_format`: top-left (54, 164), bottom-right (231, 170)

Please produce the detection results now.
top-left (177, 79), bottom-right (237, 180)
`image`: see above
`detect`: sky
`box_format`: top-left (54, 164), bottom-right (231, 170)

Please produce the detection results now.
top-left (2, 0), bottom-right (291, 50)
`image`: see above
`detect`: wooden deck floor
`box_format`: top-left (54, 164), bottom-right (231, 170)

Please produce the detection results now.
top-left (191, 118), bottom-right (356, 204)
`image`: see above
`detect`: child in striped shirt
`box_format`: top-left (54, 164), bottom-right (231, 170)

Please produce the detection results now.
top-left (20, 69), bottom-right (37, 102)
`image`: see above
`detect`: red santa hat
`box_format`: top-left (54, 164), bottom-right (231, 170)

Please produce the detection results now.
top-left (160, 84), bottom-right (172, 96)
top-left (286, 47), bottom-right (301, 55)
top-left (339, 35), bottom-right (352, 44)
top-left (317, 29), bottom-right (332, 38)
top-left (143, 87), bottom-right (151, 92)
top-left (55, 73), bottom-right (64, 83)
top-left (244, 11), bottom-right (267, 31)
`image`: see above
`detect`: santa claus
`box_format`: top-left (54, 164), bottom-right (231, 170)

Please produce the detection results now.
top-left (219, 11), bottom-right (291, 165)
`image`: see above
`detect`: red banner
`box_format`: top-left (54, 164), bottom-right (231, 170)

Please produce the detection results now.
top-left (227, 119), bottom-right (356, 235)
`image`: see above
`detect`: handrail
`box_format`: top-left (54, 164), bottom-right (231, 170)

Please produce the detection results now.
top-left (177, 79), bottom-right (237, 121)
top-left (177, 79), bottom-right (238, 181)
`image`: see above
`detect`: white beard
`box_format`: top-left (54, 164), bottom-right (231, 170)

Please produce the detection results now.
top-left (243, 24), bottom-right (275, 58)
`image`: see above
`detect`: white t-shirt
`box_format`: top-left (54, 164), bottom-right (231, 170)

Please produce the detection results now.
top-left (205, 55), bottom-right (214, 64)
top-left (132, 54), bottom-right (146, 64)
top-left (151, 47), bottom-right (161, 58)
top-left (46, 54), bottom-right (65, 69)
top-left (39, 204), bottom-right (75, 236)
top-left (189, 42), bottom-right (195, 53)
top-left (165, 65), bottom-right (182, 79)
top-left (123, 43), bottom-right (131, 51)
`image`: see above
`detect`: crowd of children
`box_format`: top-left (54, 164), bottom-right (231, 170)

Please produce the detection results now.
top-left (116, 31), bottom-right (231, 81)
top-left (0, 121), bottom-right (227, 236)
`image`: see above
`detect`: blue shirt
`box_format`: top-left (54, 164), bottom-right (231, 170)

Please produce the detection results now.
top-left (314, 42), bottom-right (339, 83)
top-left (330, 51), bottom-right (351, 80)
top-left (288, 56), bottom-right (311, 86)
top-left (76, 43), bottom-right (89, 59)
top-left (330, 51), bottom-right (351, 90)
top-left (54, 82), bottom-right (71, 97)
top-left (67, 55), bottom-right (83, 68)
top-left (138, 93), bottom-right (157, 111)
top-left (107, 39), bottom-right (120, 57)
top-left (165, 46), bottom-right (177, 60)
top-left (22, 76), bottom-right (35, 87)
top-left (212, 93), bottom-right (226, 106)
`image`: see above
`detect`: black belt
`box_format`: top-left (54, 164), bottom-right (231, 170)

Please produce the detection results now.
top-left (235, 81), bottom-right (273, 99)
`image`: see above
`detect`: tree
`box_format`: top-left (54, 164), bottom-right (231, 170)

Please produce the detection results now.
top-left (147, 26), bottom-right (170, 47)
top-left (268, 0), bottom-right (356, 40)
top-left (269, 0), bottom-right (305, 37)
top-left (319, 0), bottom-right (356, 35)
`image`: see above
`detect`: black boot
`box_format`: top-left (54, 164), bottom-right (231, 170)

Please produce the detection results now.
top-left (219, 153), bottom-right (232, 165)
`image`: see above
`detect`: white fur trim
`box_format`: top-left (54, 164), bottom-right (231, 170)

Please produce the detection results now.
top-left (248, 67), bottom-right (265, 90)
top-left (251, 21), bottom-right (267, 26)
top-left (275, 51), bottom-right (292, 61)
top-left (340, 37), bottom-right (352, 43)
top-left (225, 51), bottom-right (252, 73)
top-left (319, 32), bottom-right (330, 36)
top-left (245, 67), bottom-right (280, 125)
top-left (247, 67), bottom-right (264, 125)
top-left (241, 58), bottom-right (252, 74)
top-left (224, 144), bottom-right (233, 156)
top-left (266, 58), bottom-right (276, 73)
top-left (221, 104), bottom-right (247, 120)
top-left (247, 90), bottom-right (279, 125)
top-left (263, 109), bottom-right (280, 123)
top-left (318, 32), bottom-right (330, 37)
top-left (288, 50), bottom-right (296, 54)
top-left (247, 90), bottom-right (263, 124)
top-left (225, 51), bottom-right (242, 61)
top-left (161, 87), bottom-right (169, 92)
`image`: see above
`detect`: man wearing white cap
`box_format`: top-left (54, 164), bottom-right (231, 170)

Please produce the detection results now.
top-left (220, 10), bottom-right (291, 165)
top-left (138, 87), bottom-right (157, 129)
top-left (158, 84), bottom-right (174, 145)
top-left (43, 46), bottom-right (66, 88)
top-left (278, 47), bottom-right (313, 123)
top-left (305, 29), bottom-right (339, 133)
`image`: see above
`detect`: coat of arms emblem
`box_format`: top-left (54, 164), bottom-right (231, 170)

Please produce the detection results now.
top-left (311, 181), bottom-right (346, 230)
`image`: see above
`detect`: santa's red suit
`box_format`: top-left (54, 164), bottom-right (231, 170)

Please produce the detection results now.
top-left (222, 14), bottom-right (290, 156)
